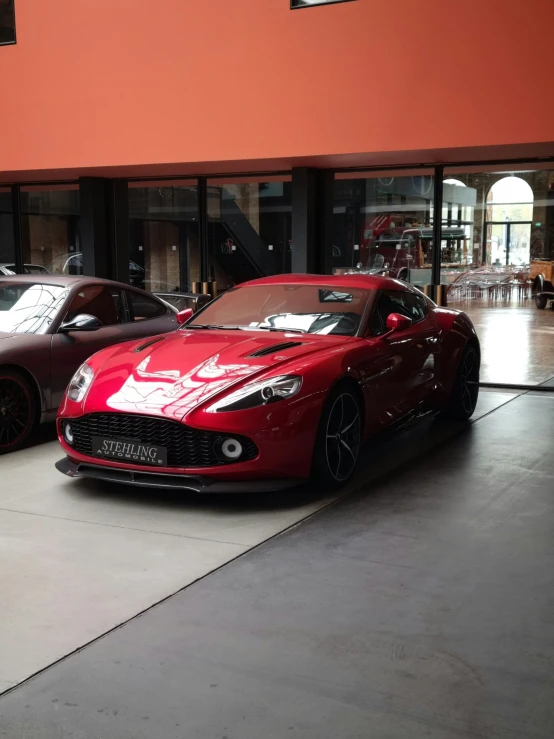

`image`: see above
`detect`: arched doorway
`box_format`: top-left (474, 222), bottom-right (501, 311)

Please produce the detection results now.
top-left (485, 176), bottom-right (533, 266)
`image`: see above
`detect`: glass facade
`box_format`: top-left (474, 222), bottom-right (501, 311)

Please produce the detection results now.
top-left (442, 166), bottom-right (554, 385)
top-left (207, 177), bottom-right (292, 292)
top-left (20, 185), bottom-right (80, 275)
top-left (2, 162), bottom-right (554, 390)
top-left (333, 171), bottom-right (435, 289)
top-left (128, 181), bottom-right (199, 293)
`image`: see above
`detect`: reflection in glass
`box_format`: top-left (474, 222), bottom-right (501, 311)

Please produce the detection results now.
top-left (128, 182), bottom-right (199, 293)
top-left (443, 166), bottom-right (554, 386)
top-left (332, 172), bottom-right (435, 289)
top-left (21, 186), bottom-right (80, 275)
top-left (0, 281), bottom-right (68, 334)
top-left (207, 178), bottom-right (292, 291)
top-left (190, 284), bottom-right (370, 336)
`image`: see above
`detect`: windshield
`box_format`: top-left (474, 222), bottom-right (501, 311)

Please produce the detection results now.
top-left (0, 282), bottom-right (68, 334)
top-left (189, 284), bottom-right (371, 336)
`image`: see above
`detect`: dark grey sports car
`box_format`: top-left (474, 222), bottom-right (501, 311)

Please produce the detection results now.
top-left (0, 275), bottom-right (182, 453)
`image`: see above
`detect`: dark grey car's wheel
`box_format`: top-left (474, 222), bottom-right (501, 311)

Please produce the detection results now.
top-left (0, 370), bottom-right (36, 454)
top-left (312, 386), bottom-right (362, 489)
top-left (443, 345), bottom-right (480, 421)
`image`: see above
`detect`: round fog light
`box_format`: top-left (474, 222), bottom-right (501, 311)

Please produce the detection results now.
top-left (64, 423), bottom-right (74, 445)
top-left (220, 437), bottom-right (243, 460)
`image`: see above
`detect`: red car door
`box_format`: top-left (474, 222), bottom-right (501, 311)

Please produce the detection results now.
top-left (364, 289), bottom-right (439, 426)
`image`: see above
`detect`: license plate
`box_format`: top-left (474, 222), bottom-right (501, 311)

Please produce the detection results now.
top-left (91, 436), bottom-right (168, 466)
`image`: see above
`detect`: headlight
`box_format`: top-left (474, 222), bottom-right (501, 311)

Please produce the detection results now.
top-left (208, 375), bottom-right (302, 412)
top-left (67, 362), bottom-right (94, 403)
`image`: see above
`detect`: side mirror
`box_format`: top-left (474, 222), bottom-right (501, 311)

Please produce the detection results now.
top-left (60, 314), bottom-right (102, 332)
top-left (176, 308), bottom-right (194, 325)
top-left (385, 313), bottom-right (412, 332)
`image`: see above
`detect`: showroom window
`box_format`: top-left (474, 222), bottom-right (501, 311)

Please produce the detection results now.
top-left (0, 187), bottom-right (15, 268)
top-left (207, 176), bottom-right (292, 292)
top-left (441, 165), bottom-right (554, 387)
top-left (291, 0), bottom-right (356, 8)
top-left (332, 170), bottom-right (435, 290)
top-left (0, 0), bottom-right (15, 45)
top-left (128, 181), bottom-right (199, 293)
top-left (20, 185), bottom-right (81, 276)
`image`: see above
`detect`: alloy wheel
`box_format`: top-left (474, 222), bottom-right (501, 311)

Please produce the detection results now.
top-left (0, 377), bottom-right (31, 449)
top-left (460, 350), bottom-right (479, 415)
top-left (325, 393), bottom-right (361, 482)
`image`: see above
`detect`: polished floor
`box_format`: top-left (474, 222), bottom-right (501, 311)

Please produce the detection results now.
top-left (1, 393), bottom-right (553, 738)
top-left (450, 297), bottom-right (554, 385)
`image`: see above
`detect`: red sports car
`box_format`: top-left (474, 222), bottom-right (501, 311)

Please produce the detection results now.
top-left (56, 274), bottom-right (480, 492)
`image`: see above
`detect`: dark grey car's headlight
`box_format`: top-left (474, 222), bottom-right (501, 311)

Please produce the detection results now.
top-left (207, 375), bottom-right (302, 412)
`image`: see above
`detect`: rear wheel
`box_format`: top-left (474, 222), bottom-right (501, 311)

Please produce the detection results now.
top-left (0, 370), bottom-right (36, 454)
top-left (312, 386), bottom-right (362, 489)
top-left (443, 345), bottom-right (480, 421)
top-left (536, 293), bottom-right (548, 309)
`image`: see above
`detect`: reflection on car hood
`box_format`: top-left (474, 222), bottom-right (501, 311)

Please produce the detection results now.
top-left (84, 329), bottom-right (348, 421)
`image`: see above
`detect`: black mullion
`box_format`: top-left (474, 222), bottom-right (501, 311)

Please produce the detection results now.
top-left (197, 177), bottom-right (208, 283)
top-left (431, 166), bottom-right (444, 287)
top-left (10, 185), bottom-right (23, 273)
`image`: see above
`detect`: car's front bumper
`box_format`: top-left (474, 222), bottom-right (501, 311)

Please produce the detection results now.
top-left (55, 457), bottom-right (302, 493)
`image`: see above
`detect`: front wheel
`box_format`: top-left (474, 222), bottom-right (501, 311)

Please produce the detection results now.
top-left (312, 386), bottom-right (362, 489)
top-left (0, 370), bottom-right (36, 454)
top-left (443, 345), bottom-right (480, 421)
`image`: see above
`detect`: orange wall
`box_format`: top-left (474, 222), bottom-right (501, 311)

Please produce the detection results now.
top-left (1, 0), bottom-right (554, 180)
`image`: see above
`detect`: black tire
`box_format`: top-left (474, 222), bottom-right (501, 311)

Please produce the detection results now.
top-left (0, 369), bottom-right (36, 454)
top-left (312, 385), bottom-right (362, 489)
top-left (397, 269), bottom-right (408, 282)
top-left (536, 293), bottom-right (548, 309)
top-left (443, 345), bottom-right (480, 421)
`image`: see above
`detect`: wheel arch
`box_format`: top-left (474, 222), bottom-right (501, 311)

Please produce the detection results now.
top-left (325, 374), bottom-right (365, 426)
top-left (0, 364), bottom-right (44, 423)
top-left (533, 274), bottom-right (545, 293)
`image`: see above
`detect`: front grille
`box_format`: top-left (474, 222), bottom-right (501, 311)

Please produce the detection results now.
top-left (68, 413), bottom-right (258, 468)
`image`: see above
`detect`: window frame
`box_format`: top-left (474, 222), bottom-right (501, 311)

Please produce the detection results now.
top-left (60, 284), bottom-right (127, 329)
top-left (0, 0), bottom-right (16, 47)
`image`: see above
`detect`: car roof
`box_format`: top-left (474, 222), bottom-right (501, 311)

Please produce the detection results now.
top-left (240, 273), bottom-right (408, 291)
top-left (0, 274), bottom-right (141, 291)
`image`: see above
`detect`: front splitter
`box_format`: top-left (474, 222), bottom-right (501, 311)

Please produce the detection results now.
top-left (55, 457), bottom-right (302, 494)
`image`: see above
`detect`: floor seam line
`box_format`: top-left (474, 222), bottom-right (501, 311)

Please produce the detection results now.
top-left (0, 489), bottom-right (349, 702)
top-left (0, 506), bottom-right (248, 548)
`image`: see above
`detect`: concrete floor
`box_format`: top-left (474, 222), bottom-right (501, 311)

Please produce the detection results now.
top-left (0, 392), bottom-right (514, 693)
top-left (1, 392), bottom-right (553, 738)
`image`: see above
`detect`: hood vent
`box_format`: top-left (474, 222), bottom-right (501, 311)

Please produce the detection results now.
top-left (134, 336), bottom-right (166, 353)
top-left (248, 341), bottom-right (303, 358)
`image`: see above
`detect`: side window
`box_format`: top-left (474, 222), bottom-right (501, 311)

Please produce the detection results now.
top-left (368, 290), bottom-right (427, 336)
top-left (127, 291), bottom-right (167, 321)
top-left (64, 286), bottom-right (125, 327)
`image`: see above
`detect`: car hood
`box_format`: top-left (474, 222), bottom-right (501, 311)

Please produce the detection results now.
top-left (84, 329), bottom-right (349, 421)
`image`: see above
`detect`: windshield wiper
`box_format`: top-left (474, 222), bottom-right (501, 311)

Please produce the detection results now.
top-left (186, 324), bottom-right (306, 334)
top-left (186, 324), bottom-right (243, 330)
top-left (252, 326), bottom-right (306, 334)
